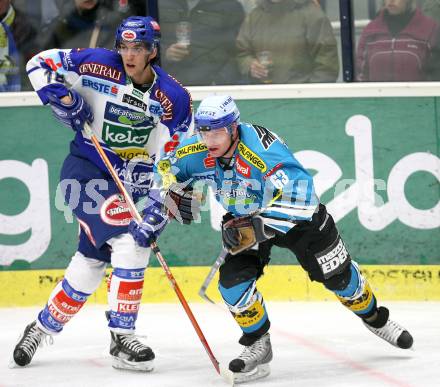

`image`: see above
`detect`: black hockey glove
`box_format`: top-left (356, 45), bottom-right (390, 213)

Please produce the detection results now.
top-left (221, 213), bottom-right (275, 255)
top-left (163, 183), bottom-right (201, 224)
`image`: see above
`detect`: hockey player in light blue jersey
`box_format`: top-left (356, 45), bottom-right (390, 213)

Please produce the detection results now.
top-left (12, 16), bottom-right (193, 371)
top-left (130, 95), bottom-right (414, 384)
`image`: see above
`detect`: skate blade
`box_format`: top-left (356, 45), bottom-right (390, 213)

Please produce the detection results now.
top-left (220, 366), bottom-right (235, 386)
top-left (232, 363), bottom-right (270, 384)
top-left (8, 358), bottom-right (20, 369)
top-left (111, 356), bottom-right (154, 372)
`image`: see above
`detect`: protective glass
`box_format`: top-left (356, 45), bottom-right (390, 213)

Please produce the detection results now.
top-left (117, 45), bottom-right (151, 56)
top-left (196, 127), bottom-right (229, 143)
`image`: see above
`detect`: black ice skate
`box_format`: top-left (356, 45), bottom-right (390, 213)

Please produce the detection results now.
top-left (12, 321), bottom-right (48, 367)
top-left (363, 306), bottom-right (413, 349)
top-left (110, 331), bottom-right (155, 371)
top-left (229, 332), bottom-right (273, 384)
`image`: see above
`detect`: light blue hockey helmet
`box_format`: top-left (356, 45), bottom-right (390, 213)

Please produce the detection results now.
top-left (194, 95), bottom-right (240, 135)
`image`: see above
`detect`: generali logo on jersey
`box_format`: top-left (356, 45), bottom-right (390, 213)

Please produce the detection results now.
top-left (79, 62), bottom-right (122, 82)
top-left (154, 89), bottom-right (173, 120)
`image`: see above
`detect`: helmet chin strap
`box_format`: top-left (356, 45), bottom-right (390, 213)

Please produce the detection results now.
top-left (141, 45), bottom-right (156, 73)
top-left (143, 53), bottom-right (151, 71)
top-left (219, 128), bottom-right (239, 160)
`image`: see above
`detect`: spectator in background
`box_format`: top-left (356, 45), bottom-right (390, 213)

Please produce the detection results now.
top-left (356, 0), bottom-right (440, 81)
top-left (12, 0), bottom-right (63, 31)
top-left (0, 0), bottom-right (36, 91)
top-left (236, 0), bottom-right (339, 84)
top-left (159, 0), bottom-right (245, 86)
top-left (41, 0), bottom-right (125, 50)
top-left (422, 0), bottom-right (440, 23)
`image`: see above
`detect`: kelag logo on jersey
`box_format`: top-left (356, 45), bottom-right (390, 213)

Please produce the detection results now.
top-left (104, 102), bottom-right (153, 128)
top-left (103, 123), bottom-right (152, 159)
top-left (103, 123), bottom-right (151, 145)
top-left (82, 76), bottom-right (118, 97)
top-left (103, 102), bottom-right (154, 159)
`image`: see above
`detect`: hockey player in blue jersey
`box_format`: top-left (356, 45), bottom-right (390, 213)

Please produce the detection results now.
top-left (129, 95), bottom-right (414, 383)
top-left (12, 16), bottom-right (193, 371)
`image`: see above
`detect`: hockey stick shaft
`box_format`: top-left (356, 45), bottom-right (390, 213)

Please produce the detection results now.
top-left (83, 123), bottom-right (222, 375)
top-left (198, 249), bottom-right (227, 303)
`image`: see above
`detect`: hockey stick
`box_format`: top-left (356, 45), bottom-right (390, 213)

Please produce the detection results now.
top-left (198, 249), bottom-right (227, 303)
top-left (83, 123), bottom-right (234, 384)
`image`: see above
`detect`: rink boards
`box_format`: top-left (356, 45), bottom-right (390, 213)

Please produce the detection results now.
top-left (0, 264), bottom-right (439, 307)
top-left (1, 85), bottom-right (439, 307)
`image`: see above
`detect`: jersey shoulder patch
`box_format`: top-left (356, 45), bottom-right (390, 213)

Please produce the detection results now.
top-left (251, 124), bottom-right (277, 150)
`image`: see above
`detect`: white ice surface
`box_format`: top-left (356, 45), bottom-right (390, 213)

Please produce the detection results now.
top-left (1, 302), bottom-right (439, 387)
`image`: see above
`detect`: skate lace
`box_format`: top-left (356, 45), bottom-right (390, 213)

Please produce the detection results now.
top-left (119, 335), bottom-right (148, 353)
top-left (20, 326), bottom-right (46, 358)
top-left (375, 320), bottom-right (403, 343)
top-left (238, 338), bottom-right (266, 362)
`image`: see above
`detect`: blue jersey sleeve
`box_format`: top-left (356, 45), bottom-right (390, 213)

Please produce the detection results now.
top-left (26, 48), bottom-right (125, 104)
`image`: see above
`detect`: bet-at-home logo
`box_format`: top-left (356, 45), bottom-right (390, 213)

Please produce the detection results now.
top-left (1, 115), bottom-right (439, 266)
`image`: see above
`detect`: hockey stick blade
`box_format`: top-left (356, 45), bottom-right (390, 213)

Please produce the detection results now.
top-left (198, 286), bottom-right (216, 304)
top-left (198, 250), bottom-right (227, 303)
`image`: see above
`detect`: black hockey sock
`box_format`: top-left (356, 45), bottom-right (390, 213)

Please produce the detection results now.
top-left (363, 306), bottom-right (389, 329)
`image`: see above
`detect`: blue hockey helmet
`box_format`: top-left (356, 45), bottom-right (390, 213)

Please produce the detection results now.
top-left (115, 16), bottom-right (161, 50)
top-left (195, 95), bottom-right (240, 135)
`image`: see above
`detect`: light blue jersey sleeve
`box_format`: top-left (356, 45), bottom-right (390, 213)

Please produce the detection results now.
top-left (244, 124), bottom-right (319, 234)
top-left (154, 135), bottom-right (215, 190)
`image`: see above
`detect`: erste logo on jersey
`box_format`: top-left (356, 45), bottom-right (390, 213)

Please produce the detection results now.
top-left (204, 154), bottom-right (215, 168)
top-left (236, 155), bottom-right (250, 177)
top-left (253, 125), bottom-right (276, 150)
top-left (121, 30), bottom-right (136, 41)
top-left (82, 76), bottom-right (118, 97)
top-left (164, 134), bottom-right (180, 153)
